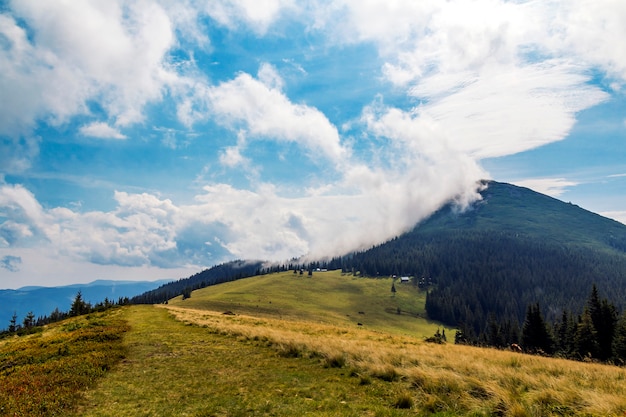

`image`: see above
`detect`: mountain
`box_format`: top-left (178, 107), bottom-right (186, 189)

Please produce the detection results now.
top-left (0, 279), bottom-right (171, 329)
top-left (416, 180), bottom-right (626, 251)
top-left (339, 180), bottom-right (626, 338)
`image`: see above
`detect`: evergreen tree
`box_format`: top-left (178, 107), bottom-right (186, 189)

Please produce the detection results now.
top-left (555, 310), bottom-right (576, 356)
top-left (500, 318), bottom-right (520, 346)
top-left (22, 311), bottom-right (35, 329)
top-left (182, 287), bottom-right (192, 300)
top-left (69, 291), bottom-right (91, 316)
top-left (612, 312), bottom-right (626, 363)
top-left (574, 308), bottom-right (599, 360)
top-left (486, 313), bottom-right (505, 347)
top-left (521, 303), bottom-right (554, 354)
top-left (8, 312), bottom-right (18, 333)
top-left (586, 285), bottom-right (618, 361)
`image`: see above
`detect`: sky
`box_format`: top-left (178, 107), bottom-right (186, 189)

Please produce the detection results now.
top-left (1, 0), bottom-right (626, 289)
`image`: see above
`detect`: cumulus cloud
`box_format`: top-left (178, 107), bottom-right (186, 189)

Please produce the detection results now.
top-left (203, 64), bottom-right (350, 165)
top-left (0, 184), bottom-right (181, 268)
top-left (79, 122), bottom-right (127, 140)
top-left (0, 161), bottom-right (484, 274)
top-left (0, 0), bottom-right (181, 137)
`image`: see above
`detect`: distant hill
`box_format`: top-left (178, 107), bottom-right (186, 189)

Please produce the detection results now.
top-left (0, 279), bottom-right (170, 329)
top-left (340, 180), bottom-right (626, 338)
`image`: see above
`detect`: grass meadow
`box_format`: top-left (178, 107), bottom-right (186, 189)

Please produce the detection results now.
top-left (2, 270), bottom-right (626, 416)
top-left (165, 305), bottom-right (626, 416)
top-left (0, 309), bottom-right (128, 416)
top-left (168, 269), bottom-right (447, 336)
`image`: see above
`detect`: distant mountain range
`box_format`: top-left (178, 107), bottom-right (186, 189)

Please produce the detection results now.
top-left (0, 279), bottom-right (170, 329)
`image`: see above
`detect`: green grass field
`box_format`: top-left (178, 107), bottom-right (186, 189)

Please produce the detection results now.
top-left (168, 269), bottom-right (448, 337)
top-left (2, 270), bottom-right (626, 416)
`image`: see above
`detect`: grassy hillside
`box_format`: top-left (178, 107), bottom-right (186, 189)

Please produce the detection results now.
top-left (2, 280), bottom-right (626, 416)
top-left (0, 309), bottom-right (128, 416)
top-left (167, 269), bottom-right (444, 337)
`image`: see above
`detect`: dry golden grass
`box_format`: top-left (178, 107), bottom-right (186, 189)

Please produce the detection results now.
top-left (166, 305), bottom-right (626, 416)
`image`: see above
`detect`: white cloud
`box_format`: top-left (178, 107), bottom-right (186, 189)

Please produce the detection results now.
top-left (257, 62), bottom-right (285, 90)
top-left (314, 0), bottom-right (614, 160)
top-left (79, 122), bottom-right (127, 140)
top-left (556, 0), bottom-right (626, 85)
top-left (0, 246), bottom-right (193, 288)
top-left (0, 0), bottom-right (182, 136)
top-left (205, 66), bottom-right (350, 165)
top-left (219, 146), bottom-right (248, 168)
top-left (200, 0), bottom-right (297, 35)
top-left (512, 178), bottom-right (578, 197)
top-left (0, 184), bottom-right (181, 268)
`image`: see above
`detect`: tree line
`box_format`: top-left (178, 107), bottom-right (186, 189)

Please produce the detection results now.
top-left (130, 260), bottom-right (265, 304)
top-left (1, 291), bottom-right (129, 338)
top-left (129, 259), bottom-right (333, 304)
top-left (454, 285), bottom-right (626, 364)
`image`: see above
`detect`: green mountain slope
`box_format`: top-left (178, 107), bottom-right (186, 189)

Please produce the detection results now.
top-left (419, 180), bottom-right (626, 251)
top-left (341, 181), bottom-right (626, 338)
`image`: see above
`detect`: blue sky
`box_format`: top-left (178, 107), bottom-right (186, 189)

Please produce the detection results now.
top-left (1, 0), bottom-right (626, 288)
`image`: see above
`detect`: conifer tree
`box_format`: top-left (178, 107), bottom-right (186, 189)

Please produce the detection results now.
top-left (486, 313), bottom-right (504, 347)
top-left (574, 308), bottom-right (599, 360)
top-left (555, 310), bottom-right (576, 356)
top-left (521, 303), bottom-right (554, 354)
top-left (612, 312), bottom-right (626, 363)
top-left (586, 285), bottom-right (617, 361)
top-left (22, 311), bottom-right (35, 329)
top-left (8, 312), bottom-right (18, 333)
top-left (69, 291), bottom-right (91, 316)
